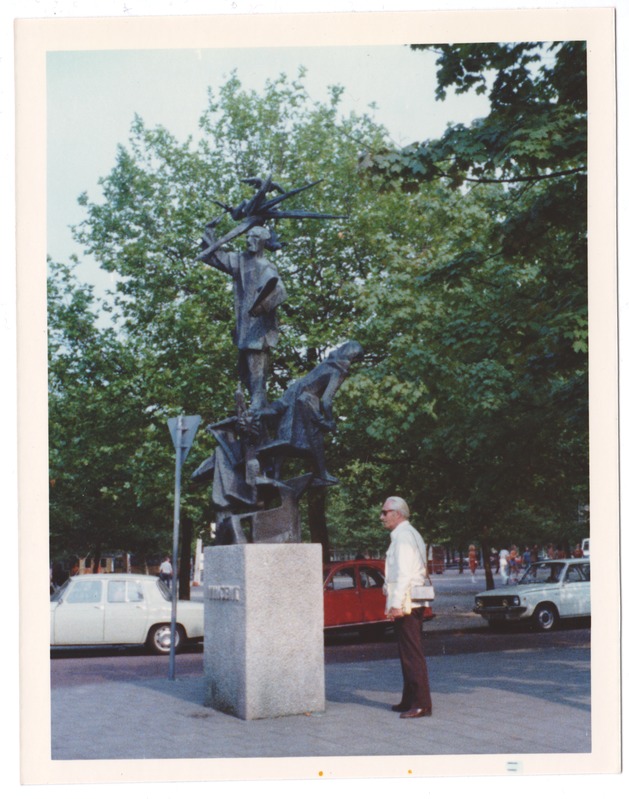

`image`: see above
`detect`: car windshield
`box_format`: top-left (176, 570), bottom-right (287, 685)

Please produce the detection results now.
top-left (518, 561), bottom-right (566, 585)
top-left (50, 580), bottom-right (70, 601)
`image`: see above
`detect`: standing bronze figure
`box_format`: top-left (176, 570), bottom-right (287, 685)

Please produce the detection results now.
top-left (198, 224), bottom-right (287, 410)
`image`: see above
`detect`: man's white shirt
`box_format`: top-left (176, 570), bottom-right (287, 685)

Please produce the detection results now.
top-left (384, 520), bottom-right (428, 612)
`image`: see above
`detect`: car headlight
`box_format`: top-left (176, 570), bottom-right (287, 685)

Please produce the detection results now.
top-left (511, 596), bottom-right (520, 606)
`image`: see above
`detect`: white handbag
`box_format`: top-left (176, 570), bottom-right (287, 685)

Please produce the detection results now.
top-left (410, 582), bottom-right (435, 601)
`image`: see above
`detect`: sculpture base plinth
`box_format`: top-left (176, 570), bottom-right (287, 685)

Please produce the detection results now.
top-left (203, 544), bottom-right (325, 720)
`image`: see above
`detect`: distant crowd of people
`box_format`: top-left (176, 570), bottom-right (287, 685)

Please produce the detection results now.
top-left (452, 542), bottom-right (586, 585)
top-left (495, 542), bottom-right (585, 585)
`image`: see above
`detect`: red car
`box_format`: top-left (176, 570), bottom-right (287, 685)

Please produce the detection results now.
top-left (323, 559), bottom-right (434, 636)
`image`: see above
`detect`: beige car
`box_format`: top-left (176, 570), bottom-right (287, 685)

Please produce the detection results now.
top-left (50, 573), bottom-right (204, 654)
top-left (473, 558), bottom-right (591, 631)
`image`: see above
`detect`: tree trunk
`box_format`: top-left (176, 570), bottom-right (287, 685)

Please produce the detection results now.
top-left (179, 516), bottom-right (192, 600)
top-left (307, 487), bottom-right (330, 564)
top-left (92, 547), bottom-right (101, 574)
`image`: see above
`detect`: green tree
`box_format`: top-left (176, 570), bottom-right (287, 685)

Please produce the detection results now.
top-left (50, 70), bottom-right (404, 564)
top-left (49, 50), bottom-right (589, 580)
top-left (48, 260), bottom-right (175, 568)
top-left (350, 42), bottom-right (588, 581)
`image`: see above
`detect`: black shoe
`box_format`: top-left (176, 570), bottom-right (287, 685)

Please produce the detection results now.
top-left (391, 702), bottom-right (411, 712)
top-left (400, 707), bottom-right (432, 719)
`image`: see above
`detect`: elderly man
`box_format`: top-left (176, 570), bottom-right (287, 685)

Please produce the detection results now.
top-left (381, 496), bottom-right (432, 719)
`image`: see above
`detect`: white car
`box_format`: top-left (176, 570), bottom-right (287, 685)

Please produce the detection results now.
top-left (473, 558), bottom-right (590, 631)
top-left (50, 573), bottom-right (204, 654)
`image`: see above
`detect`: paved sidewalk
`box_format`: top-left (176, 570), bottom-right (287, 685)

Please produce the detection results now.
top-left (51, 644), bottom-right (591, 761)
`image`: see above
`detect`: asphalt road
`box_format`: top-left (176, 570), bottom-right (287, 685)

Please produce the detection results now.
top-left (50, 568), bottom-right (590, 687)
top-left (50, 620), bottom-right (590, 687)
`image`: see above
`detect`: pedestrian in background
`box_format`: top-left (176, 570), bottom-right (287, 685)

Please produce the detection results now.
top-left (381, 496), bottom-right (432, 720)
top-left (508, 546), bottom-right (520, 582)
top-left (159, 556), bottom-right (173, 588)
top-left (468, 545), bottom-right (477, 581)
top-left (499, 547), bottom-right (510, 585)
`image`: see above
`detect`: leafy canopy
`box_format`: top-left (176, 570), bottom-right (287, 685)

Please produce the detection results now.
top-left (48, 49), bottom-right (589, 568)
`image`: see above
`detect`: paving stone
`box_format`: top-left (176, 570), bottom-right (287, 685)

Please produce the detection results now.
top-left (51, 647), bottom-right (590, 761)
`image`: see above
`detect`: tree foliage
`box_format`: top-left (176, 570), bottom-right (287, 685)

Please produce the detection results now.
top-left (49, 71), bottom-right (395, 563)
top-left (351, 42), bottom-right (588, 564)
top-left (48, 260), bottom-right (173, 564)
top-left (48, 48), bottom-right (590, 573)
top-left (362, 42), bottom-right (586, 189)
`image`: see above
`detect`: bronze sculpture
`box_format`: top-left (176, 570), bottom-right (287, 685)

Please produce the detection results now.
top-left (192, 176), bottom-right (361, 544)
top-left (258, 340), bottom-right (365, 486)
top-left (198, 224), bottom-right (287, 410)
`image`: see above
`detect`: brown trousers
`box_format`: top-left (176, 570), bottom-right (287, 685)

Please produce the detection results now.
top-left (394, 607), bottom-right (432, 710)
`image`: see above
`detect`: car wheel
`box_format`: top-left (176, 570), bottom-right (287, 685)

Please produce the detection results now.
top-left (532, 603), bottom-right (558, 632)
top-left (147, 623), bottom-right (185, 655)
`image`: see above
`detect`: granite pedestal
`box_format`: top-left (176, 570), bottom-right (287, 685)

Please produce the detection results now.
top-left (203, 543), bottom-right (325, 720)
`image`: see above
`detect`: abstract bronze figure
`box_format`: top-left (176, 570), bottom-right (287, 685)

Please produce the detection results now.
top-left (192, 175), bottom-right (359, 544)
top-left (192, 342), bottom-right (362, 544)
top-left (258, 341), bottom-right (365, 486)
top-left (198, 173), bottom-right (344, 258)
top-left (198, 224), bottom-right (286, 410)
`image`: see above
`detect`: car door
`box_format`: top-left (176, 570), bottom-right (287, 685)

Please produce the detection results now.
top-left (103, 579), bottom-right (150, 643)
top-left (357, 565), bottom-right (386, 623)
top-left (560, 564), bottom-right (591, 617)
top-left (52, 579), bottom-right (105, 644)
top-left (323, 565), bottom-right (363, 627)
